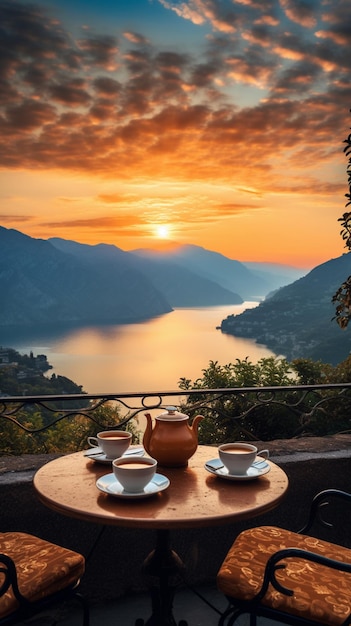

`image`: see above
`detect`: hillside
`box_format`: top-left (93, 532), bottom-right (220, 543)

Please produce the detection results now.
top-left (242, 261), bottom-right (308, 294)
top-left (220, 254), bottom-right (351, 364)
top-left (52, 238), bottom-right (244, 307)
top-left (0, 227), bottom-right (172, 327)
top-left (0, 225), bottom-right (311, 329)
top-left (128, 250), bottom-right (243, 306)
top-left (132, 244), bottom-right (306, 301)
top-left (0, 347), bottom-right (85, 396)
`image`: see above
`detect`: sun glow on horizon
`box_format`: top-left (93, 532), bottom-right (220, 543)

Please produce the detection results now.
top-left (1, 0), bottom-right (349, 269)
top-left (155, 224), bottom-right (170, 239)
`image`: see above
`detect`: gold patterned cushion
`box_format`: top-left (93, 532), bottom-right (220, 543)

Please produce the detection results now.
top-left (0, 532), bottom-right (85, 619)
top-left (217, 526), bottom-right (351, 626)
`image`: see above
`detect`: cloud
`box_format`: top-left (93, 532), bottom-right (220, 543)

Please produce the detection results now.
top-left (49, 79), bottom-right (91, 106)
top-left (158, 0), bottom-right (207, 26)
top-left (280, 0), bottom-right (318, 28)
top-left (77, 34), bottom-right (119, 70)
top-left (214, 202), bottom-right (262, 215)
top-left (0, 0), bottom-right (350, 197)
top-left (97, 194), bottom-right (135, 204)
top-left (123, 31), bottom-right (150, 45)
top-left (0, 214), bottom-right (32, 222)
top-left (43, 215), bottom-right (142, 229)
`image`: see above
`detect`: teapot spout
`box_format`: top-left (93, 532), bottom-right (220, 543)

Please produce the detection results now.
top-left (142, 412), bottom-right (153, 455)
top-left (191, 414), bottom-right (203, 436)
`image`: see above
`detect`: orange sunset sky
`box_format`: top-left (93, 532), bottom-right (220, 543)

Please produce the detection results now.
top-left (1, 0), bottom-right (351, 269)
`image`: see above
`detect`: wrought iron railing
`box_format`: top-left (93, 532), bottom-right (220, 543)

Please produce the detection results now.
top-left (1, 382), bottom-right (351, 442)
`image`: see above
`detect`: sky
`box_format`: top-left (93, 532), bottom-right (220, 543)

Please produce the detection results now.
top-left (1, 0), bottom-right (351, 269)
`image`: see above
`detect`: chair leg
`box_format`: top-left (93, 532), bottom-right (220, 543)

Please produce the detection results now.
top-left (218, 604), bottom-right (246, 626)
top-left (86, 525), bottom-right (107, 563)
top-left (74, 591), bottom-right (90, 626)
top-left (218, 603), bottom-right (235, 625)
top-left (249, 612), bottom-right (257, 626)
top-left (228, 610), bottom-right (246, 626)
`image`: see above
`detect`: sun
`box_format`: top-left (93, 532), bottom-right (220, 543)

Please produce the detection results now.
top-left (155, 225), bottom-right (169, 239)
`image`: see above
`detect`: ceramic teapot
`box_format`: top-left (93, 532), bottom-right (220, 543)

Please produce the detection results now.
top-left (143, 406), bottom-right (203, 467)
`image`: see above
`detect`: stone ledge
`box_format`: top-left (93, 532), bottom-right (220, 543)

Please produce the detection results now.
top-left (0, 453), bottom-right (61, 475)
top-left (1, 433), bottom-right (351, 478)
top-left (263, 433), bottom-right (351, 455)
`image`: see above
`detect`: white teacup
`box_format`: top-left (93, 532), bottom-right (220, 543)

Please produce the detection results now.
top-left (87, 430), bottom-right (132, 460)
top-left (112, 456), bottom-right (157, 493)
top-left (218, 443), bottom-right (269, 475)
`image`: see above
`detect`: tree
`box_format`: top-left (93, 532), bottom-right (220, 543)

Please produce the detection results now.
top-left (179, 356), bottom-right (351, 442)
top-left (332, 110), bottom-right (351, 328)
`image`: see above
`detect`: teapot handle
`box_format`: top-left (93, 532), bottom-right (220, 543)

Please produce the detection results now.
top-left (143, 412), bottom-right (153, 454)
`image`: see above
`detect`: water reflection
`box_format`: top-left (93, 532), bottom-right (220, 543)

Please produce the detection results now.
top-left (0, 304), bottom-right (277, 394)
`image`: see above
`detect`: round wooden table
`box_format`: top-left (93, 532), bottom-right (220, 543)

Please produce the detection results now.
top-left (34, 446), bottom-right (288, 626)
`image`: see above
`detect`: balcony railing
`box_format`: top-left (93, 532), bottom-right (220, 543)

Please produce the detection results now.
top-left (1, 382), bottom-right (351, 444)
top-left (3, 384), bottom-right (351, 605)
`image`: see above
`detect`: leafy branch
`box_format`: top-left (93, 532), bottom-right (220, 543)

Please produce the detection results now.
top-left (332, 110), bottom-right (351, 328)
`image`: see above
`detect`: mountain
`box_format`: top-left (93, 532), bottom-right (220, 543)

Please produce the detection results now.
top-left (129, 248), bottom-right (243, 306)
top-left (220, 254), bottom-right (351, 365)
top-left (0, 227), bottom-right (172, 327)
top-left (51, 237), bottom-right (243, 307)
top-left (132, 244), bottom-right (306, 301)
top-left (0, 225), bottom-right (312, 330)
top-left (242, 262), bottom-right (308, 294)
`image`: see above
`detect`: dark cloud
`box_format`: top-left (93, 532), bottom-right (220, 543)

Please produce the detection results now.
top-left (272, 60), bottom-right (322, 95)
top-left (93, 77), bottom-right (121, 96)
top-left (49, 79), bottom-right (91, 106)
top-left (280, 0), bottom-right (319, 28)
top-left (77, 35), bottom-right (119, 68)
top-left (3, 99), bottom-right (56, 132)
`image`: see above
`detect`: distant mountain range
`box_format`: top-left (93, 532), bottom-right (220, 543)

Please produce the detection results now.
top-left (220, 254), bottom-right (351, 365)
top-left (0, 226), bottom-right (306, 328)
top-left (0, 227), bottom-right (171, 327)
top-left (2, 225), bottom-right (350, 364)
top-left (131, 245), bottom-right (305, 302)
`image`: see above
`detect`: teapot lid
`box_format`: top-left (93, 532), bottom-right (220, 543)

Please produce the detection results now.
top-left (156, 406), bottom-right (189, 421)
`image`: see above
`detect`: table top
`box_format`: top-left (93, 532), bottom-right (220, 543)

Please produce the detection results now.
top-left (33, 446), bottom-right (288, 530)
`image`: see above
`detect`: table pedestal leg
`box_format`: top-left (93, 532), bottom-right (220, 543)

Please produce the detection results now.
top-left (136, 529), bottom-right (187, 626)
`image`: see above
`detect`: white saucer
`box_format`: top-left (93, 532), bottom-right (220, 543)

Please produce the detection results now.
top-left (205, 457), bottom-right (270, 481)
top-left (96, 472), bottom-right (170, 499)
top-left (84, 445), bottom-right (145, 464)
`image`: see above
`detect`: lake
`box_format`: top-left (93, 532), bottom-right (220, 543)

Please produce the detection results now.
top-left (1, 303), bottom-right (277, 394)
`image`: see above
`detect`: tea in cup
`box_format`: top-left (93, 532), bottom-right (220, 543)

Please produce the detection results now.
top-left (87, 430), bottom-right (132, 459)
top-left (218, 443), bottom-right (269, 475)
top-left (112, 456), bottom-right (157, 492)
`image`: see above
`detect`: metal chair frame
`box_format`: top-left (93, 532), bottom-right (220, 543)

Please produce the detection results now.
top-left (0, 548), bottom-right (89, 626)
top-left (218, 489), bottom-right (351, 626)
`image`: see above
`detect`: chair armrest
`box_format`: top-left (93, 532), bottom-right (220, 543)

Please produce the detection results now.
top-left (300, 489), bottom-right (351, 533)
top-left (256, 547), bottom-right (351, 601)
top-left (0, 553), bottom-right (30, 607)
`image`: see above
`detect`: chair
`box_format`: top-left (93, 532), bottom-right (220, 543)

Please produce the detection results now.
top-left (217, 489), bottom-right (351, 626)
top-left (0, 531), bottom-right (89, 625)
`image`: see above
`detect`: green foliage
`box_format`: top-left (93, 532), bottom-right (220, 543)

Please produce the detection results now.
top-left (0, 402), bottom-right (139, 455)
top-left (0, 411), bottom-right (44, 455)
top-left (0, 347), bottom-right (140, 455)
top-left (288, 355), bottom-right (351, 437)
top-left (333, 112), bottom-right (351, 328)
top-left (179, 357), bottom-right (298, 443)
top-left (179, 356), bottom-right (351, 443)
